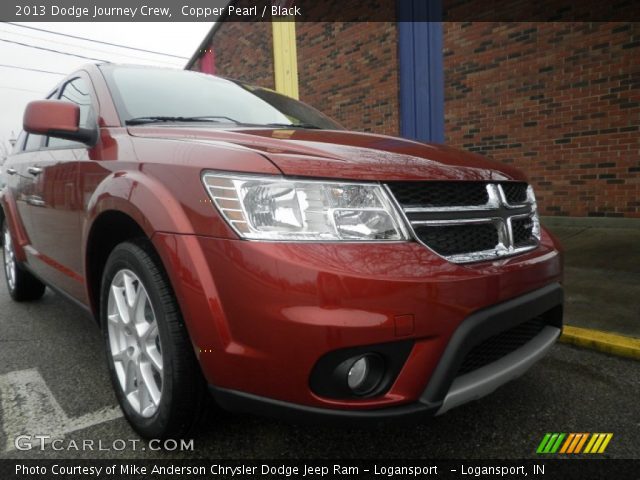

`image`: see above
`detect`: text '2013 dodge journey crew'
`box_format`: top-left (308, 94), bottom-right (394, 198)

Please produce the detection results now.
top-left (0, 65), bottom-right (563, 438)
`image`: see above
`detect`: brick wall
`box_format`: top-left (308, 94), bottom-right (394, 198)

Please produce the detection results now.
top-left (444, 22), bottom-right (640, 218)
top-left (197, 21), bottom-right (275, 89)
top-left (297, 21), bottom-right (399, 135)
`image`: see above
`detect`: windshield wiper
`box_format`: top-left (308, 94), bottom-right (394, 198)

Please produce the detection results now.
top-left (125, 116), bottom-right (322, 129)
top-left (262, 122), bottom-right (322, 129)
top-left (125, 115), bottom-right (242, 126)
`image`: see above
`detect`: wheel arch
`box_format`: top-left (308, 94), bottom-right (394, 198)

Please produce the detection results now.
top-left (84, 210), bottom-right (148, 321)
top-left (83, 169), bottom-right (197, 320)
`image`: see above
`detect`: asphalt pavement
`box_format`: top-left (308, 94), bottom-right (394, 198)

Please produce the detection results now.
top-left (543, 217), bottom-right (640, 339)
top-left (0, 256), bottom-right (638, 460)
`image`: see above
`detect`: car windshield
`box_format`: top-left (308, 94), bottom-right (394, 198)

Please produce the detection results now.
top-left (100, 65), bottom-right (342, 130)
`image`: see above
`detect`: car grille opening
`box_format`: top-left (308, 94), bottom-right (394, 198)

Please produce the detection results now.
top-left (413, 224), bottom-right (499, 257)
top-left (386, 181), bottom-right (540, 263)
top-left (387, 181), bottom-right (489, 207)
top-left (456, 316), bottom-right (548, 376)
top-left (512, 216), bottom-right (537, 247)
top-left (501, 182), bottom-right (528, 204)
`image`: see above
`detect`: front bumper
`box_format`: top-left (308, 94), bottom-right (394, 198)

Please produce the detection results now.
top-left (152, 227), bottom-right (563, 417)
top-left (209, 283), bottom-right (562, 423)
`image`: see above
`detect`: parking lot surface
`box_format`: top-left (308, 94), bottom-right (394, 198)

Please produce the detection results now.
top-left (0, 262), bottom-right (638, 460)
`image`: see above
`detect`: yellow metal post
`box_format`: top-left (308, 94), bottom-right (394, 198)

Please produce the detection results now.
top-left (272, 20), bottom-right (299, 99)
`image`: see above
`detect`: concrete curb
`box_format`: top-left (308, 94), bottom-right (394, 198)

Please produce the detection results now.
top-left (560, 326), bottom-right (640, 361)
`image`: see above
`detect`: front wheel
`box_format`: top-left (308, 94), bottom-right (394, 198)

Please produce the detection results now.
top-left (101, 240), bottom-right (206, 439)
top-left (2, 220), bottom-right (45, 301)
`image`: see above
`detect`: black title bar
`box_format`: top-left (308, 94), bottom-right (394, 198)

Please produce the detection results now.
top-left (2, 0), bottom-right (640, 22)
top-left (3, 459), bottom-right (640, 480)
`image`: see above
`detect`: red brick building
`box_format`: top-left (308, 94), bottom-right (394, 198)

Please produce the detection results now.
top-left (444, 22), bottom-right (639, 218)
top-left (188, 2), bottom-right (640, 219)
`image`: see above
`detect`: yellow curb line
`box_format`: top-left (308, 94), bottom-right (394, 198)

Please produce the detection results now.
top-left (559, 325), bottom-right (640, 360)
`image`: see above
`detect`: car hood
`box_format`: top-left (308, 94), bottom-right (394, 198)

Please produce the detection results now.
top-left (127, 126), bottom-right (526, 182)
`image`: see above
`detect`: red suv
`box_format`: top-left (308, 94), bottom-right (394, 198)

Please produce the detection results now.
top-left (1, 65), bottom-right (563, 438)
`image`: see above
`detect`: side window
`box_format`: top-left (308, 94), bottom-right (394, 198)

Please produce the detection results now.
top-left (13, 131), bottom-right (27, 153)
top-left (47, 77), bottom-right (94, 149)
top-left (24, 133), bottom-right (44, 151)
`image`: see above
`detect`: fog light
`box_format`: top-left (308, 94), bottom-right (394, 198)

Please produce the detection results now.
top-left (345, 354), bottom-right (384, 396)
top-left (347, 357), bottom-right (369, 391)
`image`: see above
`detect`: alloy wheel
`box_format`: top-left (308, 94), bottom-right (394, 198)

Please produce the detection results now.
top-left (3, 226), bottom-right (16, 291)
top-left (107, 269), bottom-right (164, 418)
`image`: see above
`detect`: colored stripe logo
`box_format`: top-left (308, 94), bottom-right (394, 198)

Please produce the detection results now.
top-left (537, 433), bottom-right (613, 454)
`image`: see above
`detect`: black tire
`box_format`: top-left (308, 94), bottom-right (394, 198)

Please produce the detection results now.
top-left (100, 239), bottom-right (207, 439)
top-left (2, 219), bottom-right (46, 302)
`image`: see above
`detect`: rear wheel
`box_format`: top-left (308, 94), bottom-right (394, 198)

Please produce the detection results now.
top-left (2, 220), bottom-right (45, 301)
top-left (101, 240), bottom-right (206, 439)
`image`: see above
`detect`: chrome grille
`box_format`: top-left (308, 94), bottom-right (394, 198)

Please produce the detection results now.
top-left (386, 182), bottom-right (541, 263)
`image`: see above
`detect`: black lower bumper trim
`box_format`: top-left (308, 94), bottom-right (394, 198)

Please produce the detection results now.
top-left (209, 386), bottom-right (436, 426)
top-left (420, 282), bottom-right (563, 407)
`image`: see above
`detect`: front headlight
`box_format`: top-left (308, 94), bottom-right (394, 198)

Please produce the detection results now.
top-left (202, 172), bottom-right (409, 241)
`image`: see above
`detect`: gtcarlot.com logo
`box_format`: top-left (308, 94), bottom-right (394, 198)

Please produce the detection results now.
top-left (536, 433), bottom-right (613, 454)
top-left (13, 435), bottom-right (194, 452)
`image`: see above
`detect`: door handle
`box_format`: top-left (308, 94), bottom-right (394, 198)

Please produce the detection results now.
top-left (6, 168), bottom-right (17, 175)
top-left (27, 166), bottom-right (43, 176)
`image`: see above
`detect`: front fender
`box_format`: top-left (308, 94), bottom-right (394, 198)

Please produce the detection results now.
top-left (84, 168), bottom-right (196, 241)
top-left (83, 170), bottom-right (234, 372)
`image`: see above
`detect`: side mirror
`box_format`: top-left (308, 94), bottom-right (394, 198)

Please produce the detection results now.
top-left (23, 100), bottom-right (97, 146)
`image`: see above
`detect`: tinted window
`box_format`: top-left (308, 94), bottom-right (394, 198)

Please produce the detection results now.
top-left (102, 66), bottom-right (341, 130)
top-left (48, 77), bottom-right (94, 148)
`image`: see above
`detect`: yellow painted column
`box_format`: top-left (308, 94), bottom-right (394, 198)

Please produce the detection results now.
top-left (272, 20), bottom-right (299, 99)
